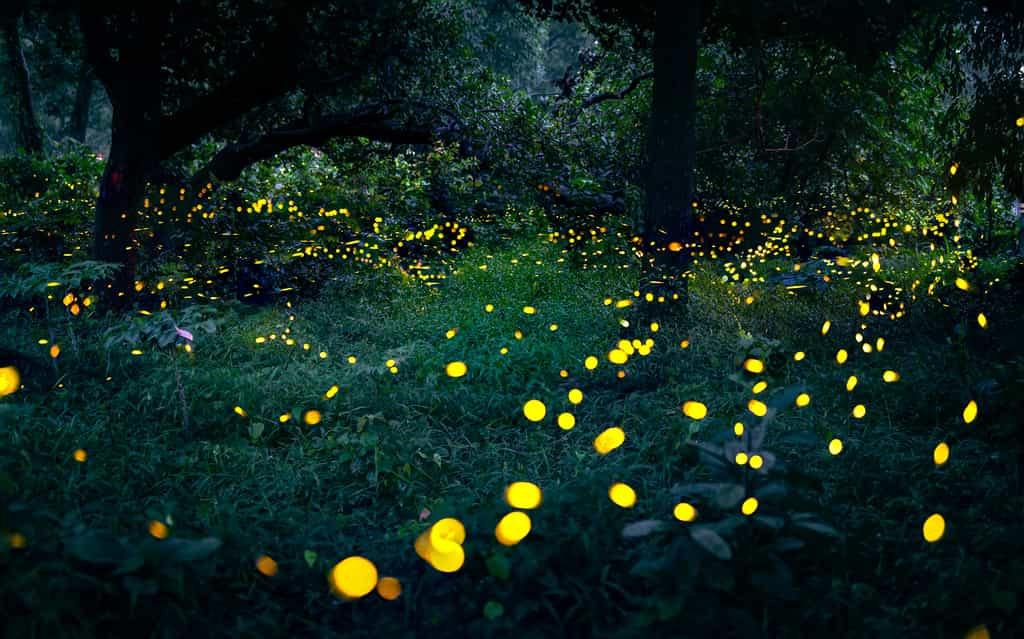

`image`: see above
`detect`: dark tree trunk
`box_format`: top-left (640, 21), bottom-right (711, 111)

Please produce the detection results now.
top-left (85, 8), bottom-right (165, 302)
top-left (94, 104), bottom-right (160, 297)
top-left (643, 0), bottom-right (698, 297)
top-left (2, 12), bottom-right (44, 154)
top-left (68, 60), bottom-right (94, 143)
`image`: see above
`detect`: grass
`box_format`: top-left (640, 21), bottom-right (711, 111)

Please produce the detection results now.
top-left (2, 232), bottom-right (1024, 638)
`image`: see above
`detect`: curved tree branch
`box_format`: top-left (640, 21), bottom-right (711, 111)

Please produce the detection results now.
top-left (580, 70), bottom-right (654, 108)
top-left (192, 104), bottom-right (437, 187)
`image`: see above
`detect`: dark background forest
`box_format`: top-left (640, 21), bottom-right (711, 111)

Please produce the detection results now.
top-left (1, 1), bottom-right (1023, 638)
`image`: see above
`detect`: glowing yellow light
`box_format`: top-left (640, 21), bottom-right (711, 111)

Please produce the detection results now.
top-left (882, 370), bottom-right (900, 382)
top-left (330, 556), bottom-right (378, 598)
top-left (735, 452), bottom-right (749, 465)
top-left (427, 543), bottom-right (465, 572)
top-left (1017, 116), bottom-right (1024, 127)
top-left (568, 388), bottom-right (583, 404)
top-left (835, 349), bottom-right (848, 364)
top-left (741, 497), bottom-right (758, 515)
top-left (0, 366), bottom-right (20, 396)
top-left (304, 410), bottom-right (321, 425)
top-left (523, 399), bottom-right (547, 422)
top-left (963, 626), bottom-right (990, 639)
top-left (377, 576), bottom-right (401, 600)
top-left (795, 393), bottom-right (810, 407)
top-left (523, 306), bottom-right (536, 315)
top-left (484, 304), bottom-right (494, 312)
top-left (748, 399), bottom-right (767, 417)
top-left (682, 401), bottom-right (708, 420)
top-left (505, 482), bottom-right (542, 509)
top-left (673, 502), bottom-right (697, 522)
top-left (594, 427), bottom-right (626, 454)
top-left (949, 163), bottom-right (958, 176)
top-left (752, 381), bottom-right (768, 394)
top-left (324, 385), bottom-right (339, 399)
top-left (934, 442), bottom-right (950, 465)
top-left (495, 511), bottom-right (532, 546)
top-left (256, 555), bottom-right (278, 576)
top-left (279, 413), bottom-right (290, 423)
top-left (733, 422), bottom-right (744, 436)
top-left (73, 449), bottom-right (87, 462)
top-left (852, 404), bottom-right (866, 419)
top-left (962, 400), bottom-right (977, 424)
top-left (429, 518), bottom-right (466, 554)
top-left (821, 320), bottom-right (831, 335)
top-left (828, 439), bottom-right (843, 455)
top-left (793, 351), bottom-right (805, 361)
top-left (922, 513), bottom-right (945, 542)
top-left (445, 361), bottom-right (467, 378)
top-left (148, 520), bottom-right (169, 539)
top-left (49, 344), bottom-right (60, 359)
top-left (584, 356), bottom-right (598, 370)
top-left (680, 340), bottom-right (690, 349)
top-left (743, 358), bottom-right (764, 373)
top-left (608, 349), bottom-right (628, 364)
top-left (846, 375), bottom-right (858, 391)
top-left (557, 412), bottom-right (576, 430)
top-left (977, 313), bottom-right (987, 329)
top-left (650, 322), bottom-right (660, 332)
top-left (608, 483), bottom-right (636, 508)
top-left (749, 454), bottom-right (764, 469)
top-left (234, 406), bottom-right (248, 417)
top-left (955, 277), bottom-right (969, 291)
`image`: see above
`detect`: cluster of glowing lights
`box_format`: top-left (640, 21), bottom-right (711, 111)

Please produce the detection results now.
top-left (416, 517), bottom-right (466, 573)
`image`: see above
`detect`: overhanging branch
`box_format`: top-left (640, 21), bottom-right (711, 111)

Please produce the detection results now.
top-left (193, 104), bottom-right (437, 186)
top-left (580, 71), bottom-right (653, 108)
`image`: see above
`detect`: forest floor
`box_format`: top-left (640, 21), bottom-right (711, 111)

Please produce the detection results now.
top-left (3, 235), bottom-right (1024, 639)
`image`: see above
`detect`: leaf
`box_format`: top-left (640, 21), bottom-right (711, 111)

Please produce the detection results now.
top-left (249, 422), bottom-right (264, 440)
top-left (754, 481), bottom-right (787, 499)
top-left (715, 483), bottom-right (746, 509)
top-left (483, 601), bottom-right (504, 620)
top-left (671, 482), bottom-right (731, 498)
top-left (162, 537), bottom-right (222, 562)
top-left (752, 515), bottom-right (785, 530)
top-left (64, 532), bottom-right (127, 565)
top-left (622, 519), bottom-right (666, 538)
top-left (690, 526), bottom-right (732, 560)
top-left (773, 536), bottom-right (806, 553)
top-left (486, 554), bottom-right (510, 580)
top-left (304, 550), bottom-right (317, 568)
top-left (792, 519), bottom-right (840, 537)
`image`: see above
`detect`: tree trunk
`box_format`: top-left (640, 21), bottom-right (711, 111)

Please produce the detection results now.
top-left (68, 60), bottom-right (94, 144)
top-left (2, 12), bottom-right (44, 154)
top-left (643, 0), bottom-right (699, 301)
top-left (93, 105), bottom-right (160, 298)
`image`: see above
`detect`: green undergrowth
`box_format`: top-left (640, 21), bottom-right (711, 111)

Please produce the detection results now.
top-left (2, 236), bottom-right (1023, 639)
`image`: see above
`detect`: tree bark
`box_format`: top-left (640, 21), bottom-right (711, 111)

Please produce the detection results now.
top-left (2, 12), bottom-right (44, 154)
top-left (84, 8), bottom-right (165, 302)
top-left (68, 59), bottom-right (93, 143)
top-left (94, 100), bottom-right (161, 298)
top-left (643, 0), bottom-right (698, 297)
